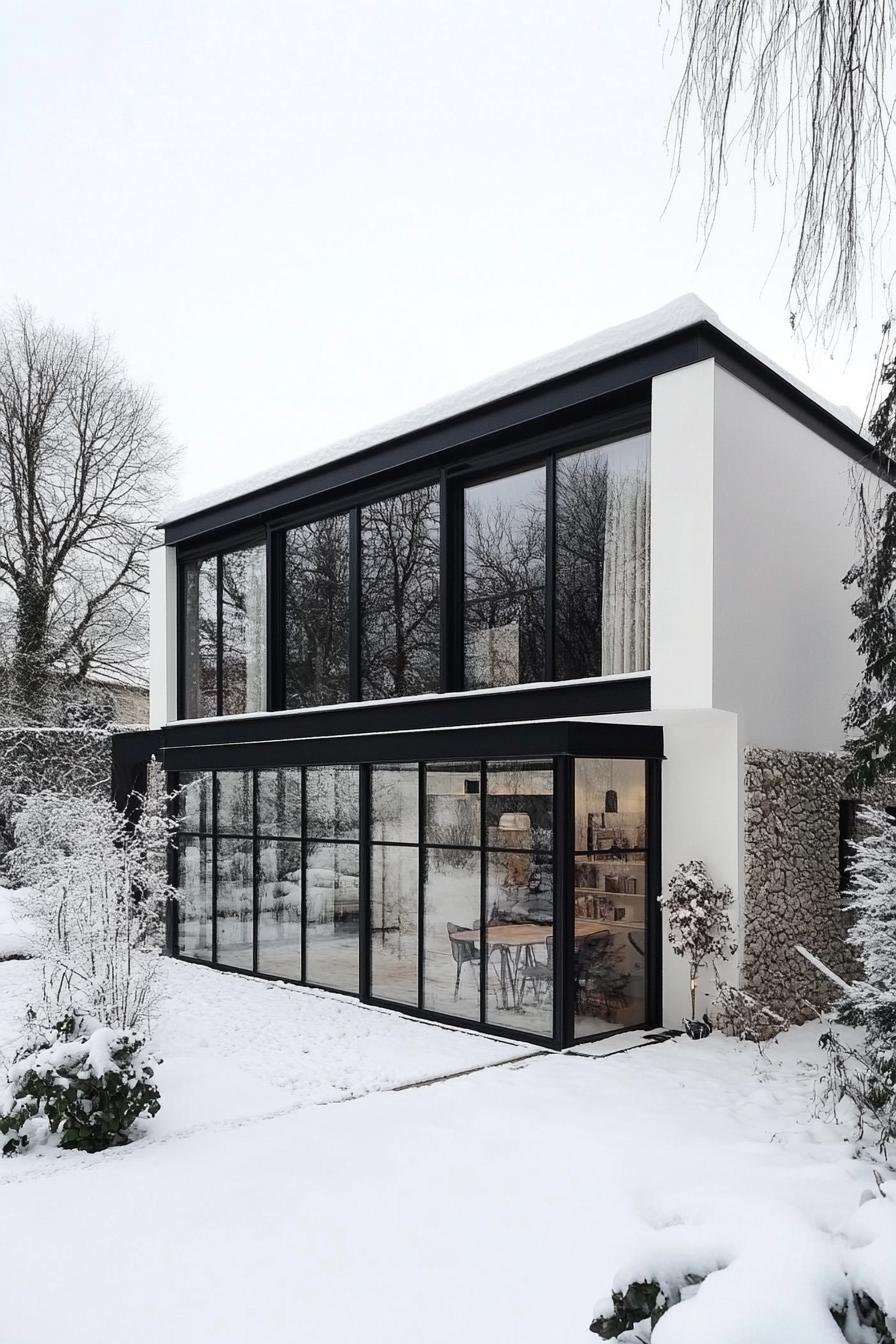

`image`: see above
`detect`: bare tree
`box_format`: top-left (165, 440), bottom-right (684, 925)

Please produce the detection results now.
top-left (0, 303), bottom-right (177, 721)
top-left (666, 0), bottom-right (896, 341)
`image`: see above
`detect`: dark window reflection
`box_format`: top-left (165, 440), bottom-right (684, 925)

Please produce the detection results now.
top-left (216, 771), bottom-right (253, 836)
top-left (285, 514), bottom-right (350, 708)
top-left (220, 545), bottom-right (267, 715)
top-left (424, 763), bottom-right (481, 847)
top-left (361, 485), bottom-right (440, 699)
top-left (178, 835), bottom-right (213, 962)
top-left (464, 467), bottom-right (545, 688)
top-left (556, 435), bottom-right (649, 679)
top-left (183, 556), bottom-right (218, 718)
top-left (257, 838), bottom-right (303, 979)
top-left (305, 765), bottom-right (360, 840)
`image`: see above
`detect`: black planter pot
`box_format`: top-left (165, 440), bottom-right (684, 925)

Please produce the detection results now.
top-left (682, 1016), bottom-right (713, 1040)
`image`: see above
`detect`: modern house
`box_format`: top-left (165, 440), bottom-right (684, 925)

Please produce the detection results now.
top-left (138, 295), bottom-right (890, 1049)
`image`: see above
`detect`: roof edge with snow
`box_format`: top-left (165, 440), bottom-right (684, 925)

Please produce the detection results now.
top-left (161, 294), bottom-right (881, 539)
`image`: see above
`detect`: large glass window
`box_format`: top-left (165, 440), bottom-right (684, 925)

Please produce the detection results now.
top-left (221, 545), bottom-right (267, 715)
top-left (464, 467), bottom-right (546, 689)
top-left (304, 766), bottom-right (360, 992)
top-left (573, 758), bottom-right (647, 1040)
top-left (370, 765), bottom-right (419, 1006)
top-left (361, 486), bottom-right (440, 700)
top-left (182, 557), bottom-right (218, 718)
top-left (176, 772), bottom-right (213, 961)
top-left (483, 760), bottom-right (553, 1036)
top-left (171, 752), bottom-right (651, 1047)
top-left (181, 544), bottom-right (266, 719)
top-left (556, 435), bottom-right (650, 679)
top-left (422, 763), bottom-right (481, 1020)
top-left (284, 514), bottom-right (350, 708)
top-left (256, 770), bottom-right (302, 979)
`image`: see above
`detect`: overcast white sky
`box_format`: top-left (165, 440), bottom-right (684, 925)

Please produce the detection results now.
top-left (0, 0), bottom-right (888, 506)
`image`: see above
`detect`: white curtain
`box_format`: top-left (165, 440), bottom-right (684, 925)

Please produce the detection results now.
top-left (601, 435), bottom-right (650, 675)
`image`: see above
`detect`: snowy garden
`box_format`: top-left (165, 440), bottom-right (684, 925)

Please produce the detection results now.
top-left (0, 796), bottom-right (894, 1343)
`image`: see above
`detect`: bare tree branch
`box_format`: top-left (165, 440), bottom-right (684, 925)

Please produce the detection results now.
top-left (666, 0), bottom-right (896, 340)
top-left (0, 302), bottom-right (179, 721)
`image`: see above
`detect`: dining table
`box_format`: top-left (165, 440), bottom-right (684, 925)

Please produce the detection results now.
top-left (450, 920), bottom-right (644, 1010)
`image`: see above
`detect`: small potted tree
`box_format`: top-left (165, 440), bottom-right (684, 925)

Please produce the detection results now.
top-left (661, 859), bottom-right (736, 1038)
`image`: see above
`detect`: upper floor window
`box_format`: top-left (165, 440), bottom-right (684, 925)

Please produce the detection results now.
top-left (464, 466), bottom-right (546, 689)
top-left (182, 542), bottom-right (266, 718)
top-left (555, 434), bottom-right (649, 679)
top-left (361, 484), bottom-right (440, 699)
top-left (462, 433), bottom-right (649, 688)
top-left (178, 428), bottom-right (649, 718)
top-left (284, 513), bottom-right (351, 709)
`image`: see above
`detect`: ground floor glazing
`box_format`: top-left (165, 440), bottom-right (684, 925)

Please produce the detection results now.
top-left (173, 750), bottom-right (658, 1047)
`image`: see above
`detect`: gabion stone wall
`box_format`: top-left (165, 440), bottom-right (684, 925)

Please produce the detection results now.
top-left (742, 748), bottom-right (895, 1024)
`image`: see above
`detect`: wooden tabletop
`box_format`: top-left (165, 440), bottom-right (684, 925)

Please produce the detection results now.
top-left (450, 923), bottom-right (550, 947)
top-left (450, 920), bottom-right (644, 946)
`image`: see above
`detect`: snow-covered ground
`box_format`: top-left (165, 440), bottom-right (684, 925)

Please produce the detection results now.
top-left (0, 915), bottom-right (892, 1342)
top-left (0, 885), bottom-right (37, 961)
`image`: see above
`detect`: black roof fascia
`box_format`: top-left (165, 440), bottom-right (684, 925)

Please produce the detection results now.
top-left (160, 677), bottom-right (651, 751)
top-left (161, 717), bottom-right (664, 774)
top-left (163, 321), bottom-right (888, 548)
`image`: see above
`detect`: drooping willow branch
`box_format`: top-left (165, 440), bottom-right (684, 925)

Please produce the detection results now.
top-left (667, 0), bottom-right (896, 339)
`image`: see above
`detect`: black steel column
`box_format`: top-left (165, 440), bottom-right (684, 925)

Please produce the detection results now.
top-left (645, 757), bottom-right (663, 1029)
top-left (359, 764), bottom-right (371, 1002)
top-left (554, 753), bottom-right (574, 1049)
top-left (349, 507), bottom-right (362, 702)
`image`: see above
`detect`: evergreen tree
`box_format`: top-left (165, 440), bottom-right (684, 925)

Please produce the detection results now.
top-left (831, 807), bottom-right (896, 1152)
top-left (843, 334), bottom-right (896, 792)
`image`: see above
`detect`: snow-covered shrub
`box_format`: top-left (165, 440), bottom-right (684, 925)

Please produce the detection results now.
top-left (4, 782), bottom-right (177, 1033)
top-left (660, 860), bottom-right (737, 1022)
top-left (591, 1187), bottom-right (896, 1342)
top-left (823, 806), bottom-right (896, 1156)
top-left (0, 1010), bottom-right (160, 1155)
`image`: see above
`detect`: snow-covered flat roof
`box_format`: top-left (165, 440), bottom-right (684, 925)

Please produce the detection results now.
top-left (160, 293), bottom-right (864, 527)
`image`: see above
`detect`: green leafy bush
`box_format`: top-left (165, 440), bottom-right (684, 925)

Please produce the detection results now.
top-left (0, 1012), bottom-right (161, 1155)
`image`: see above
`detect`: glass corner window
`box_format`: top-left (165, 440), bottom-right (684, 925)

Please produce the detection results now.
top-left (181, 542), bottom-right (267, 719)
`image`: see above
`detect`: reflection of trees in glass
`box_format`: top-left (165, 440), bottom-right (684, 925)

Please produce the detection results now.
top-left (361, 486), bottom-right (440, 699)
top-left (556, 436), bottom-right (649, 679)
top-left (285, 514), bottom-right (350, 708)
top-left (183, 557), bottom-right (217, 717)
top-left (464, 468), bottom-right (546, 688)
top-left (220, 545), bottom-right (266, 715)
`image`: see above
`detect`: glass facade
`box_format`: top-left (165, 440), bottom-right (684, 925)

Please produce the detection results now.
top-left (573, 758), bottom-right (648, 1039)
top-left (179, 433), bottom-right (650, 718)
top-left (284, 513), bottom-right (351, 709)
top-left (174, 752), bottom-right (652, 1046)
top-left (463, 468), bottom-right (546, 689)
top-left (181, 544), bottom-right (266, 719)
top-left (361, 485), bottom-right (440, 699)
top-left (555, 435), bottom-right (650, 679)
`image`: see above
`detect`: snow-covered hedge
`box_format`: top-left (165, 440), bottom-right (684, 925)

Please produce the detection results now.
top-left (0, 1013), bottom-right (160, 1155)
top-left (0, 727), bottom-right (110, 854)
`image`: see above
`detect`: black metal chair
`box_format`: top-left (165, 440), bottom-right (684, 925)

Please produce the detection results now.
top-left (515, 935), bottom-right (553, 1011)
top-left (447, 922), bottom-right (480, 1000)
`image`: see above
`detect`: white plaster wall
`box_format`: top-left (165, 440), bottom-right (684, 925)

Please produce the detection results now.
top-left (149, 543), bottom-right (178, 729)
top-left (711, 365), bottom-right (868, 751)
top-left (649, 360), bottom-right (716, 711)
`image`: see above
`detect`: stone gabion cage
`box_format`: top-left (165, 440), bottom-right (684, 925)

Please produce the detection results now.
top-left (742, 748), bottom-right (895, 1024)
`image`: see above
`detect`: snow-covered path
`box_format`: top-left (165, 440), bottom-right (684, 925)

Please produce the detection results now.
top-left (0, 955), bottom-right (888, 1343)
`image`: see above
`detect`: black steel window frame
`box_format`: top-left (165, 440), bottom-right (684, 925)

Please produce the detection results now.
top-left (176, 403), bottom-right (651, 720)
top-left (177, 528), bottom-right (267, 720)
top-left (168, 726), bottom-right (662, 1051)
